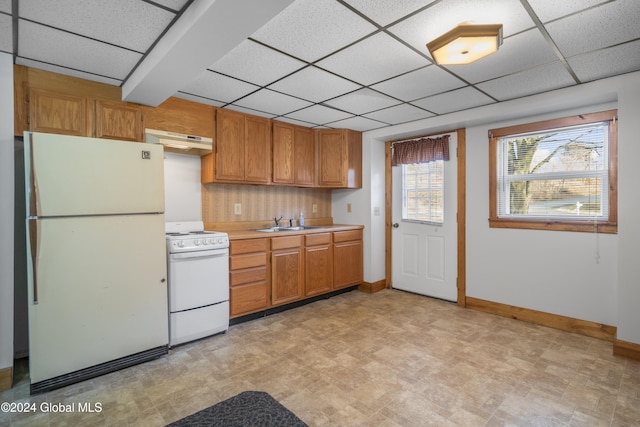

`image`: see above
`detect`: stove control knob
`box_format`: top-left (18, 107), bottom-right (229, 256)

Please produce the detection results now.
top-left (217, 237), bottom-right (224, 244)
top-left (194, 239), bottom-right (200, 246)
top-left (209, 238), bottom-right (216, 245)
top-left (177, 241), bottom-right (184, 248)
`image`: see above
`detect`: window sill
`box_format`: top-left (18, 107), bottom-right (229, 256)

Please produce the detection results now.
top-left (489, 218), bottom-right (617, 234)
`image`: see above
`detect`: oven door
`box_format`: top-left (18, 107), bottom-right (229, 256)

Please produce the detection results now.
top-left (167, 248), bottom-right (229, 312)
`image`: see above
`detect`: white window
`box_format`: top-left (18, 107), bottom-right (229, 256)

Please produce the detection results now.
top-left (402, 161), bottom-right (444, 224)
top-left (489, 110), bottom-right (617, 233)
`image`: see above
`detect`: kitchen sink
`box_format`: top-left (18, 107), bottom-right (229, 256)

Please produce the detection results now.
top-left (255, 226), bottom-right (322, 232)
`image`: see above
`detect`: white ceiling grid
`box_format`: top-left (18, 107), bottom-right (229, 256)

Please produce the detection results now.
top-left (2, 0), bottom-right (639, 132)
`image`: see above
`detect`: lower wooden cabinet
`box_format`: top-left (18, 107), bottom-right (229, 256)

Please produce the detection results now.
top-left (229, 229), bottom-right (362, 318)
top-left (304, 233), bottom-right (333, 297)
top-left (229, 238), bottom-right (269, 317)
top-left (271, 235), bottom-right (303, 306)
top-left (333, 230), bottom-right (364, 289)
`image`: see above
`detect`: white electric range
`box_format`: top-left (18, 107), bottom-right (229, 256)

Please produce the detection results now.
top-left (165, 221), bottom-right (229, 347)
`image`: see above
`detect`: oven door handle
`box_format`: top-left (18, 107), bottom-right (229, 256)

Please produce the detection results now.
top-left (169, 248), bottom-right (229, 260)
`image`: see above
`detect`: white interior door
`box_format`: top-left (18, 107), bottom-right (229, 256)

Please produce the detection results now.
top-left (391, 133), bottom-right (457, 301)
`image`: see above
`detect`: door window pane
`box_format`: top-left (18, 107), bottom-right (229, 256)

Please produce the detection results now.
top-left (402, 161), bottom-right (444, 224)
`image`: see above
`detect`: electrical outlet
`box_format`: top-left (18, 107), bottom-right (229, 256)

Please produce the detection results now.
top-left (312, 204), bottom-right (317, 213)
top-left (347, 203), bottom-right (352, 213)
top-left (234, 203), bottom-right (241, 215)
top-left (374, 206), bottom-right (381, 216)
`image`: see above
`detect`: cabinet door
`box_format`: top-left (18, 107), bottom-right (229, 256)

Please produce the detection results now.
top-left (29, 88), bottom-right (88, 136)
top-left (316, 129), bottom-right (347, 187)
top-left (271, 248), bottom-right (303, 306)
top-left (305, 244), bottom-right (333, 296)
top-left (294, 126), bottom-right (315, 186)
top-left (272, 121), bottom-right (295, 184)
top-left (245, 115), bottom-right (271, 183)
top-left (216, 109), bottom-right (245, 181)
top-left (334, 239), bottom-right (363, 289)
top-left (95, 100), bottom-right (142, 142)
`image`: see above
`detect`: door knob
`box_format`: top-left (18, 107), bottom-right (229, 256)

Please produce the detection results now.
top-left (392, 223), bottom-right (399, 228)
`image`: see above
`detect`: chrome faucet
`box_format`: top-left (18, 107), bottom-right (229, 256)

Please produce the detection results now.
top-left (273, 216), bottom-right (283, 227)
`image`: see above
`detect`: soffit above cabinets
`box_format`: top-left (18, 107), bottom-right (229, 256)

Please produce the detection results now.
top-left (4, 0), bottom-right (639, 131)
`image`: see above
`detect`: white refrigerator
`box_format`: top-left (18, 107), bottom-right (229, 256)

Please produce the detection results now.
top-left (24, 132), bottom-right (169, 394)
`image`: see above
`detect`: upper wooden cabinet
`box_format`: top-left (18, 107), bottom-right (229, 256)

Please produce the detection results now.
top-left (28, 88), bottom-right (89, 137)
top-left (203, 109), bottom-right (271, 184)
top-left (94, 100), bottom-right (142, 142)
top-left (272, 121), bottom-right (315, 186)
top-left (142, 97), bottom-right (214, 139)
top-left (315, 128), bottom-right (362, 188)
top-left (294, 126), bottom-right (315, 186)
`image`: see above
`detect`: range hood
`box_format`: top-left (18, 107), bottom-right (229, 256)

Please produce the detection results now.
top-left (145, 128), bottom-right (212, 156)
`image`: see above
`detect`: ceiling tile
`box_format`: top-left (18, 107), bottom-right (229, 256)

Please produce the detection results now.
top-left (210, 40), bottom-right (305, 86)
top-left (250, 0), bottom-right (376, 62)
top-left (16, 57), bottom-right (122, 86)
top-left (444, 29), bottom-right (557, 84)
top-left (233, 89), bottom-right (313, 116)
top-left (545, 0), bottom-right (640, 57)
top-left (180, 70), bottom-right (260, 104)
top-left (568, 40), bottom-right (640, 83)
top-left (268, 66), bottom-right (361, 103)
top-left (284, 104), bottom-right (353, 125)
top-left (316, 32), bottom-right (428, 86)
top-left (18, 20), bottom-right (141, 80)
top-left (389, 0), bottom-right (535, 61)
top-left (324, 88), bottom-right (401, 115)
top-left (273, 116), bottom-right (318, 127)
top-left (342, 0), bottom-right (438, 26)
top-left (411, 86), bottom-right (495, 115)
top-left (173, 92), bottom-right (225, 108)
top-left (0, 0), bottom-right (10, 13)
top-left (222, 105), bottom-right (277, 119)
top-left (19, 0), bottom-right (175, 53)
top-left (371, 65), bottom-right (465, 101)
top-left (527, 0), bottom-right (609, 23)
top-left (0, 13), bottom-right (11, 53)
top-left (363, 103), bottom-right (434, 125)
top-left (476, 62), bottom-right (576, 101)
top-left (327, 115), bottom-right (387, 132)
top-left (150, 0), bottom-right (189, 12)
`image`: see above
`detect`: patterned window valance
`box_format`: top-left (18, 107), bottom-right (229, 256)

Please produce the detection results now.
top-left (391, 135), bottom-right (450, 166)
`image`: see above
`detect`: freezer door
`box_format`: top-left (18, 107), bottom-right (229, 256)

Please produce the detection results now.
top-left (25, 132), bottom-right (165, 217)
top-left (27, 214), bottom-right (168, 383)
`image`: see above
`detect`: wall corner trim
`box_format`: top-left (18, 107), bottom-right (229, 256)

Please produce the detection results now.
top-left (613, 338), bottom-right (640, 361)
top-left (358, 280), bottom-right (386, 293)
top-left (0, 366), bottom-right (12, 391)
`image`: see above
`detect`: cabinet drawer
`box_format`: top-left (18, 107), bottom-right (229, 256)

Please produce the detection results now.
top-left (231, 266), bottom-right (267, 287)
top-left (230, 253), bottom-right (266, 270)
top-left (230, 282), bottom-right (268, 317)
top-left (333, 229), bottom-right (362, 243)
top-left (230, 238), bottom-right (268, 255)
top-left (271, 235), bottom-right (303, 250)
top-left (306, 232), bottom-right (331, 246)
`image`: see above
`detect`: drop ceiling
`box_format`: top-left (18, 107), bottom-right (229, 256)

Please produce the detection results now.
top-left (2, 0), bottom-right (639, 132)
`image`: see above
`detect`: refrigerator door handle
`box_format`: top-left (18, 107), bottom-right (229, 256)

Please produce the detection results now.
top-left (28, 220), bottom-right (39, 304)
top-left (28, 135), bottom-right (39, 217)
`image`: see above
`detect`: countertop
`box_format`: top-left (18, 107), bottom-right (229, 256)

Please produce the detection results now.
top-left (215, 224), bottom-right (364, 240)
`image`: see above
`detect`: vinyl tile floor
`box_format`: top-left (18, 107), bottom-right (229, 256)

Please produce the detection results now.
top-left (1, 289), bottom-right (639, 426)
